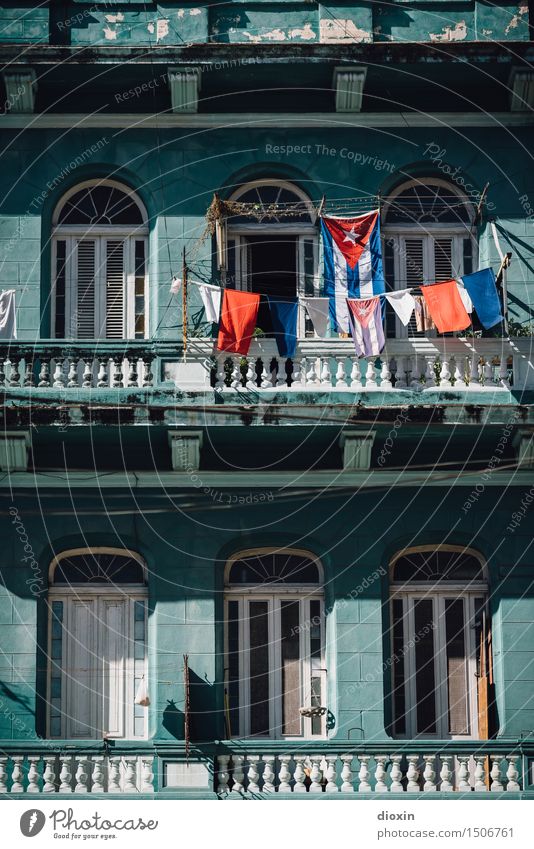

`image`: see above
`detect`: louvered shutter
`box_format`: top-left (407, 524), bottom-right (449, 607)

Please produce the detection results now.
top-left (434, 238), bottom-right (453, 280)
top-left (105, 239), bottom-right (125, 338)
top-left (76, 239), bottom-right (96, 338)
top-left (403, 238), bottom-right (424, 336)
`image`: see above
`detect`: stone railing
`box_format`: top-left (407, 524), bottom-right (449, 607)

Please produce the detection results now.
top-left (0, 751), bottom-right (154, 794)
top-left (215, 745), bottom-right (528, 795)
top-left (0, 336), bottom-right (532, 393)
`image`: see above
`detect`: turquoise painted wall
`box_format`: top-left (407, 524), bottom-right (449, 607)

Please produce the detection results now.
top-left (1, 486), bottom-right (533, 743)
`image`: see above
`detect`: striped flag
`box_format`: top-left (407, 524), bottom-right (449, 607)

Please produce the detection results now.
top-left (321, 210), bottom-right (385, 333)
top-left (347, 297), bottom-right (385, 357)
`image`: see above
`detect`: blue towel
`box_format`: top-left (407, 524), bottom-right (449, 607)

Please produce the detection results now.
top-left (461, 268), bottom-right (503, 330)
top-left (267, 297), bottom-right (298, 358)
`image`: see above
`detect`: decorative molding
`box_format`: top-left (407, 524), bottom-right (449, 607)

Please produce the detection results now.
top-left (0, 431), bottom-right (30, 471)
top-left (168, 430), bottom-right (203, 471)
top-left (513, 429), bottom-right (534, 468)
top-left (168, 67), bottom-right (201, 113)
top-left (2, 69), bottom-right (37, 113)
top-left (339, 430), bottom-right (376, 470)
top-left (333, 66), bottom-right (367, 113)
top-left (509, 69), bottom-right (534, 112)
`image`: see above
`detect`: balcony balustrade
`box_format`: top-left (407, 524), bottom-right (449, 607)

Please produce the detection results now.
top-left (0, 337), bottom-right (531, 396)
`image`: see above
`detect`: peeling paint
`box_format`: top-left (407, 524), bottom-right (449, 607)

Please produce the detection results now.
top-left (288, 24), bottom-right (315, 41)
top-left (177, 9), bottom-right (185, 18)
top-left (482, 29), bottom-right (493, 37)
top-left (147, 22), bottom-right (154, 33)
top-left (103, 26), bottom-right (118, 41)
top-left (243, 28), bottom-right (287, 43)
top-left (505, 4), bottom-right (528, 34)
top-left (156, 19), bottom-right (169, 41)
top-left (105, 13), bottom-right (124, 24)
top-left (429, 20), bottom-right (467, 43)
top-left (189, 8), bottom-right (202, 16)
top-left (319, 19), bottom-right (371, 44)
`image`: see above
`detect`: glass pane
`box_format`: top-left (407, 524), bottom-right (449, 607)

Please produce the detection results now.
top-left (58, 185), bottom-right (143, 226)
top-left (393, 551), bottom-right (483, 583)
top-left (54, 240), bottom-right (66, 339)
top-left (392, 598), bottom-right (406, 735)
top-left (445, 598), bottom-right (468, 734)
top-left (134, 240), bottom-right (146, 339)
top-left (281, 600), bottom-right (301, 736)
top-left (463, 237), bottom-right (473, 276)
top-left (249, 601), bottom-right (269, 736)
top-left (227, 600), bottom-right (240, 737)
top-left (228, 553), bottom-right (319, 585)
top-left (54, 552), bottom-right (144, 584)
top-left (414, 599), bottom-right (436, 734)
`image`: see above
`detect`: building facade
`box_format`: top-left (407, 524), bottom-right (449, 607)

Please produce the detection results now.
top-left (0, 1), bottom-right (534, 798)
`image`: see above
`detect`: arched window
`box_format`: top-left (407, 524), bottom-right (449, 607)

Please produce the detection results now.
top-left (382, 178), bottom-right (477, 338)
top-left (225, 548), bottom-right (326, 739)
top-left (389, 546), bottom-right (489, 740)
top-left (224, 180), bottom-right (319, 337)
top-left (52, 180), bottom-right (149, 340)
top-left (48, 548), bottom-right (148, 740)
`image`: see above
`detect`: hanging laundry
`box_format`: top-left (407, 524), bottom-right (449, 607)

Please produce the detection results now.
top-left (217, 289), bottom-right (260, 355)
top-left (456, 283), bottom-right (473, 314)
top-left (302, 297), bottom-right (330, 338)
top-left (346, 296), bottom-right (385, 357)
top-left (170, 276), bottom-right (182, 294)
top-left (134, 676), bottom-right (150, 707)
top-left (460, 268), bottom-right (504, 329)
top-left (198, 283), bottom-right (222, 324)
top-left (0, 289), bottom-right (16, 339)
top-left (322, 211), bottom-right (385, 334)
top-left (266, 296), bottom-right (298, 357)
top-left (422, 280), bottom-right (471, 334)
top-left (385, 290), bottom-right (416, 326)
top-left (413, 295), bottom-right (436, 333)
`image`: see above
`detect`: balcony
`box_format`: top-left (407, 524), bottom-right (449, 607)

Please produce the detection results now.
top-left (0, 742), bottom-right (532, 796)
top-left (0, 336), bottom-right (531, 402)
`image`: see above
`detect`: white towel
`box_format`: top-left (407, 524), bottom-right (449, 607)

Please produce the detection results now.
top-left (385, 290), bottom-right (416, 326)
top-left (198, 283), bottom-right (222, 323)
top-left (302, 297), bottom-right (330, 338)
top-left (134, 676), bottom-right (150, 707)
top-left (456, 282), bottom-right (473, 313)
top-left (170, 276), bottom-right (182, 294)
top-left (0, 289), bottom-right (16, 339)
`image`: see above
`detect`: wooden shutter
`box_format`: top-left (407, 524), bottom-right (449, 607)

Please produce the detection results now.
top-left (76, 239), bottom-right (96, 338)
top-left (434, 238), bottom-right (453, 280)
top-left (403, 238), bottom-right (424, 336)
top-left (105, 239), bottom-right (125, 338)
top-left (100, 599), bottom-right (126, 738)
top-left (67, 598), bottom-right (97, 737)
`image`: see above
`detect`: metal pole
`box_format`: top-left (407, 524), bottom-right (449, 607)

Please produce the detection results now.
top-left (182, 246), bottom-right (187, 362)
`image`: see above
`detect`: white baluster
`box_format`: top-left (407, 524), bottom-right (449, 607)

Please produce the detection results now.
top-left (9, 357), bottom-right (21, 387)
top-left (43, 757), bottom-right (56, 793)
top-left (424, 356), bottom-right (436, 388)
top-left (91, 757), bottom-right (105, 793)
top-left (453, 357), bottom-right (464, 387)
top-left (217, 755), bottom-right (230, 796)
top-left (409, 356), bottom-right (421, 389)
top-left (439, 357), bottom-right (452, 388)
top-left (75, 757), bottom-right (89, 793)
top-left (262, 755), bottom-right (275, 793)
top-left (290, 357), bottom-right (303, 389)
top-left (245, 358), bottom-right (255, 388)
top-left (309, 756), bottom-right (323, 793)
top-left (320, 357), bottom-right (331, 386)
top-left (231, 754), bottom-right (244, 793)
top-left (246, 755), bottom-right (260, 794)
top-left (469, 355), bottom-right (480, 386)
top-left (278, 755), bottom-right (292, 793)
top-left (340, 755), bottom-right (354, 793)
top-left (260, 358), bottom-right (271, 389)
top-left (97, 358), bottom-right (109, 387)
top-left (82, 358), bottom-right (93, 388)
top-left (59, 756), bottom-right (73, 792)
top-left (299, 358), bottom-right (307, 387)
top-left (141, 356), bottom-right (152, 387)
top-left (113, 356), bottom-right (124, 388)
top-left (439, 755), bottom-right (453, 792)
top-left (141, 757), bottom-right (154, 793)
top-left (27, 756), bottom-right (40, 793)
top-left (390, 755), bottom-right (404, 793)
top-left (350, 358), bottom-right (363, 389)
top-left (306, 357), bottom-right (318, 385)
top-left (67, 357), bottom-right (78, 388)
top-left (325, 757), bottom-right (339, 793)
top-left (275, 358), bottom-right (288, 387)
top-left (38, 358), bottom-right (51, 387)
top-left (365, 360), bottom-right (377, 389)
top-left (214, 356), bottom-right (226, 390)
top-left (0, 757), bottom-right (9, 792)
top-left (123, 757), bottom-right (137, 792)
top-left (506, 755), bottom-right (520, 791)
top-left (499, 356), bottom-right (510, 387)
top-left (335, 356), bottom-right (348, 388)
top-left (108, 757), bottom-right (122, 793)
top-left (0, 357), bottom-right (6, 387)
top-left (394, 357), bottom-right (407, 389)
top-left (379, 359), bottom-right (392, 389)
top-left (24, 358), bottom-right (35, 387)
top-left (490, 755), bottom-right (503, 792)
top-left (474, 756), bottom-right (487, 791)
top-left (375, 756), bottom-right (388, 792)
top-left (457, 756), bottom-right (470, 792)
top-left (406, 755), bottom-right (420, 792)
top-left (293, 755), bottom-right (306, 793)
top-left (357, 755), bottom-right (371, 792)
top-left (53, 358), bottom-right (66, 388)
top-left (230, 358), bottom-right (242, 390)
top-left (11, 757), bottom-right (24, 793)
top-left (423, 755), bottom-right (436, 792)
top-left (483, 359), bottom-right (493, 386)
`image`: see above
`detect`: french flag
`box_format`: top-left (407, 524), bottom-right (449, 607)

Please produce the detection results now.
top-left (321, 211), bottom-right (385, 333)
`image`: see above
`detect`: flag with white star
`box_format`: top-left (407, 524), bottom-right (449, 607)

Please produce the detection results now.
top-left (321, 210), bottom-right (385, 333)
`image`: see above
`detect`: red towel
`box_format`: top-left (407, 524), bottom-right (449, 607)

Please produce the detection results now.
top-left (422, 280), bottom-right (471, 334)
top-left (217, 289), bottom-right (260, 355)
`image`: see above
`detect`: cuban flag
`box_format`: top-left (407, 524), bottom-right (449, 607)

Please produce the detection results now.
top-left (321, 211), bottom-right (385, 333)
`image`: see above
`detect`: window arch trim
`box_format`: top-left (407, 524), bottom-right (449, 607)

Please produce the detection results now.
top-left (389, 544), bottom-right (487, 590)
top-left (225, 547), bottom-right (324, 592)
top-left (52, 179), bottom-right (149, 233)
top-left (227, 179), bottom-right (317, 233)
top-left (48, 546), bottom-right (148, 588)
top-left (382, 176), bottom-right (475, 230)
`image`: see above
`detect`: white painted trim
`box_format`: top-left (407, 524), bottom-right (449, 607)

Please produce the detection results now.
top-left (224, 547), bottom-right (324, 587)
top-left (49, 546), bottom-right (147, 585)
top-left (1, 113), bottom-right (533, 129)
top-left (389, 543), bottom-right (487, 581)
top-left (52, 179), bottom-right (148, 229)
